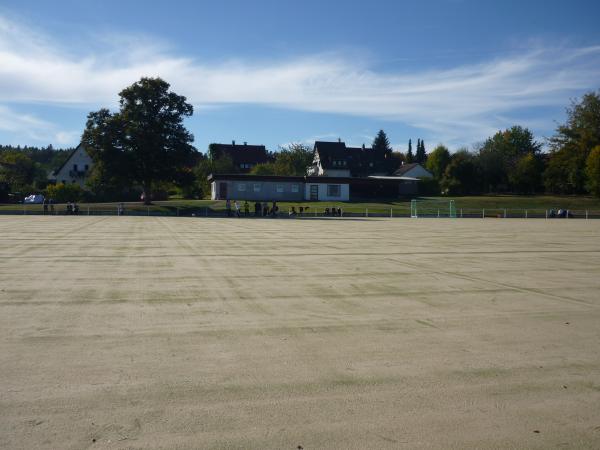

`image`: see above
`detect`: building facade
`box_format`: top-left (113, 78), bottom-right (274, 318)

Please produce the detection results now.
top-left (209, 174), bottom-right (416, 202)
top-left (49, 143), bottom-right (93, 188)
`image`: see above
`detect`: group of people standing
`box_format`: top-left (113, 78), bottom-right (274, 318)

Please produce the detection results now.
top-left (226, 199), bottom-right (280, 217)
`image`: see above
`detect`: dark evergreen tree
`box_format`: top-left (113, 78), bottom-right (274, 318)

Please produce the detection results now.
top-left (416, 139), bottom-right (427, 164)
top-left (372, 130), bottom-right (392, 154)
top-left (406, 139), bottom-right (414, 163)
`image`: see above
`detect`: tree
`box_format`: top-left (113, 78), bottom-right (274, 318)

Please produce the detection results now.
top-left (372, 130), bottom-right (392, 155)
top-left (46, 183), bottom-right (83, 203)
top-left (406, 139), bottom-right (414, 163)
top-left (546, 91), bottom-right (600, 194)
top-left (272, 143), bottom-right (313, 175)
top-left (250, 163), bottom-right (277, 175)
top-left (425, 145), bottom-right (451, 180)
top-left (416, 139), bottom-right (427, 164)
top-left (441, 149), bottom-right (479, 195)
top-left (82, 77), bottom-right (196, 204)
top-left (0, 151), bottom-right (37, 192)
top-left (510, 153), bottom-right (543, 194)
top-left (478, 126), bottom-right (541, 192)
top-left (585, 145), bottom-right (600, 198)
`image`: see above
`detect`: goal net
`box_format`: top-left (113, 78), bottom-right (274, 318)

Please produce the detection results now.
top-left (411, 199), bottom-right (456, 218)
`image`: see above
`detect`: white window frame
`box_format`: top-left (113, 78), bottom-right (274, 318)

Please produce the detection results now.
top-left (291, 184), bottom-right (299, 193)
top-left (276, 184), bottom-right (284, 193)
top-left (253, 183), bottom-right (261, 192)
top-left (238, 183), bottom-right (247, 192)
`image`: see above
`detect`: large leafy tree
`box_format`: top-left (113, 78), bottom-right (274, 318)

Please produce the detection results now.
top-left (478, 126), bottom-right (541, 192)
top-left (585, 145), bottom-right (600, 198)
top-left (545, 91), bottom-right (600, 194)
top-left (425, 145), bottom-right (450, 179)
top-left (273, 143), bottom-right (313, 175)
top-left (82, 77), bottom-right (196, 204)
top-left (0, 151), bottom-right (38, 192)
top-left (441, 149), bottom-right (479, 195)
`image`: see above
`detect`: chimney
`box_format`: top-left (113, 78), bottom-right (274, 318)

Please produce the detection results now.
top-left (362, 143), bottom-right (365, 150)
top-left (232, 140), bottom-right (236, 146)
top-left (338, 138), bottom-right (341, 143)
top-left (244, 141), bottom-right (247, 146)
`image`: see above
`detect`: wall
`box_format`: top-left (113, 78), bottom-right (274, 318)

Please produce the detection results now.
top-left (54, 144), bottom-right (94, 188)
top-left (212, 180), bottom-right (304, 201)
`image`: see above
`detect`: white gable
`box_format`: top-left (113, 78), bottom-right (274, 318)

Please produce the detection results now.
top-left (51, 143), bottom-right (94, 188)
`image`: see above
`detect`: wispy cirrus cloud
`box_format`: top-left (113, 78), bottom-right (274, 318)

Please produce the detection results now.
top-left (1, 15), bottom-right (599, 147)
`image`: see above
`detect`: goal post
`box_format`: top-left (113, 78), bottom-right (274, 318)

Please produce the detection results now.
top-left (410, 199), bottom-right (418, 218)
top-left (410, 199), bottom-right (457, 218)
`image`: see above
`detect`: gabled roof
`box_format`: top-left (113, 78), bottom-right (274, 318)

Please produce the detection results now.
top-left (211, 143), bottom-right (269, 165)
top-left (51, 143), bottom-right (85, 176)
top-left (313, 141), bottom-right (348, 169)
top-left (393, 163), bottom-right (425, 177)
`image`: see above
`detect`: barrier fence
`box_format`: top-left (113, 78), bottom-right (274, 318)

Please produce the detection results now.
top-left (1, 204), bottom-right (600, 219)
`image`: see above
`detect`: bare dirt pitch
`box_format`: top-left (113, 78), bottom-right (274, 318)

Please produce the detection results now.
top-left (1, 216), bottom-right (600, 449)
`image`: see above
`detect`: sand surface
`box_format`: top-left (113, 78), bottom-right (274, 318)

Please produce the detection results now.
top-left (1, 216), bottom-right (600, 449)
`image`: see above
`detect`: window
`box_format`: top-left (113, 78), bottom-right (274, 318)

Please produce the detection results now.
top-left (276, 184), bottom-right (284, 193)
top-left (238, 183), bottom-right (246, 191)
top-left (253, 183), bottom-right (261, 192)
top-left (73, 164), bottom-right (78, 171)
top-left (291, 184), bottom-right (299, 193)
top-left (327, 184), bottom-right (341, 197)
top-left (84, 164), bottom-right (89, 171)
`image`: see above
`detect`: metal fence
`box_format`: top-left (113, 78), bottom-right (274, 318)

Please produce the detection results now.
top-left (2, 205), bottom-right (599, 219)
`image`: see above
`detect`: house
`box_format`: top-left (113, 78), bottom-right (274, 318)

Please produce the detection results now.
top-left (208, 174), bottom-right (417, 202)
top-left (49, 143), bottom-right (93, 188)
top-left (209, 141), bottom-right (270, 173)
top-left (308, 140), bottom-right (394, 177)
top-left (393, 163), bottom-right (433, 179)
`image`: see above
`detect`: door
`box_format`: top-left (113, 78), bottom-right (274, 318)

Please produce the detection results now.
top-left (310, 184), bottom-right (319, 201)
top-left (219, 182), bottom-right (228, 199)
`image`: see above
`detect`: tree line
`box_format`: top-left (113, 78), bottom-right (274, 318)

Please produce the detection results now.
top-left (1, 77), bottom-right (599, 202)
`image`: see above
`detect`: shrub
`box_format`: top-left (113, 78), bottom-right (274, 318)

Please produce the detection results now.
top-left (46, 183), bottom-right (83, 203)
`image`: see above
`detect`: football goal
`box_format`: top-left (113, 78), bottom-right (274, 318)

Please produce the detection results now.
top-left (411, 199), bottom-right (456, 218)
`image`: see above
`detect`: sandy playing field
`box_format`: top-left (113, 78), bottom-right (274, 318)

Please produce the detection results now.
top-left (1, 216), bottom-right (599, 449)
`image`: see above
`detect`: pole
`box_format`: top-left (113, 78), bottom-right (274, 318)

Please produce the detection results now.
top-left (366, 208), bottom-right (368, 217)
top-left (586, 210), bottom-right (588, 220)
top-left (483, 208), bottom-right (485, 219)
top-left (390, 208), bottom-right (393, 218)
top-left (87, 207), bottom-right (90, 216)
top-left (525, 210), bottom-right (528, 219)
top-left (504, 208), bottom-right (507, 219)
top-left (545, 210), bottom-right (548, 220)
top-left (460, 208), bottom-right (463, 218)
top-left (177, 207), bottom-right (179, 217)
top-left (437, 209), bottom-right (440, 218)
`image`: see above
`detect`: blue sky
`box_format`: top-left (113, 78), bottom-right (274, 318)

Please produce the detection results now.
top-left (1, 0), bottom-right (599, 152)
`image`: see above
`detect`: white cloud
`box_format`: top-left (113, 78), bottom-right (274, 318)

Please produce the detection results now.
top-left (0, 105), bottom-right (79, 145)
top-left (1, 15), bottom-right (599, 147)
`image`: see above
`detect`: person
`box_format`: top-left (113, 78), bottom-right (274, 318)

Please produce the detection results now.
top-left (337, 207), bottom-right (342, 217)
top-left (299, 206), bottom-right (304, 217)
top-left (234, 200), bottom-right (241, 217)
top-left (262, 202), bottom-right (268, 217)
top-left (43, 198), bottom-right (48, 215)
top-left (271, 201), bottom-right (278, 217)
top-left (289, 206), bottom-right (297, 217)
top-left (49, 198), bottom-right (54, 214)
top-left (226, 199), bottom-right (232, 217)
top-left (254, 201), bottom-right (261, 216)
top-left (66, 202), bottom-right (73, 215)
top-left (244, 201), bottom-right (249, 217)
top-left (324, 207), bottom-right (330, 216)
top-left (73, 203), bottom-right (79, 215)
